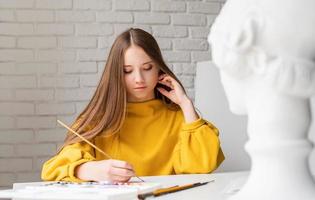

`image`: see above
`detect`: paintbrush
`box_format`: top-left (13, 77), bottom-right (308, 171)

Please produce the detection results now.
top-left (138, 180), bottom-right (214, 199)
top-left (57, 119), bottom-right (145, 183)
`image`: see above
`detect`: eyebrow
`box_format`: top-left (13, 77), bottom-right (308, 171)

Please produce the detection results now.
top-left (123, 60), bottom-right (153, 67)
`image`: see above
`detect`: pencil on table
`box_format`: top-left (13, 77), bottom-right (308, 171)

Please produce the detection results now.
top-left (57, 119), bottom-right (145, 182)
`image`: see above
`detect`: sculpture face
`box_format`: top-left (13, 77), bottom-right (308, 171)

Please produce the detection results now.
top-left (209, 0), bottom-right (315, 108)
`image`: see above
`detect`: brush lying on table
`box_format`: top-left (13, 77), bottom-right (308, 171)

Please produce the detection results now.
top-left (138, 180), bottom-right (214, 199)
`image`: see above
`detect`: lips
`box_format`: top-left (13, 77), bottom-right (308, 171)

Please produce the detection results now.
top-left (134, 86), bottom-right (147, 90)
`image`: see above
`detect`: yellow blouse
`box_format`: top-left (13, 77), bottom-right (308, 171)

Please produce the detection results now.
top-left (41, 99), bottom-right (224, 182)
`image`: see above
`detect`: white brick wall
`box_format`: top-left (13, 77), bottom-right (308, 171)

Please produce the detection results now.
top-left (0, 0), bottom-right (225, 188)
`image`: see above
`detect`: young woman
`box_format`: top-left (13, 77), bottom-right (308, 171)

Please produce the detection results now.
top-left (41, 28), bottom-right (224, 183)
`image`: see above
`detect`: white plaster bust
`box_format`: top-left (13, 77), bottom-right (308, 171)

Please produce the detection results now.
top-left (208, 0), bottom-right (315, 199)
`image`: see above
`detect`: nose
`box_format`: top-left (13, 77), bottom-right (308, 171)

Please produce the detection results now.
top-left (134, 70), bottom-right (144, 84)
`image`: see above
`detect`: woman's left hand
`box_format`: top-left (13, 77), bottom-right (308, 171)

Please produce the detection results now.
top-left (156, 74), bottom-right (190, 106)
top-left (157, 74), bottom-right (199, 123)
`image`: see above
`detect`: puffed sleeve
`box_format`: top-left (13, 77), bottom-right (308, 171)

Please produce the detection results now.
top-left (172, 118), bottom-right (225, 174)
top-left (41, 142), bottom-right (96, 182)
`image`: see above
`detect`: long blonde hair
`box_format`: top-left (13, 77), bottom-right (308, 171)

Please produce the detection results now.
top-left (62, 28), bottom-right (185, 147)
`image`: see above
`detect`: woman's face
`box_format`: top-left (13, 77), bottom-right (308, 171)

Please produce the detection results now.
top-left (123, 45), bottom-right (160, 102)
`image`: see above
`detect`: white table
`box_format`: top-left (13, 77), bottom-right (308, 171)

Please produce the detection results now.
top-left (0, 171), bottom-right (249, 200)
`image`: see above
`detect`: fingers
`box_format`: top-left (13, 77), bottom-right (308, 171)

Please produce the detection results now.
top-left (109, 166), bottom-right (135, 177)
top-left (158, 75), bottom-right (175, 89)
top-left (157, 74), bottom-right (188, 105)
top-left (110, 174), bottom-right (132, 183)
top-left (158, 73), bottom-right (168, 80)
top-left (108, 169), bottom-right (133, 183)
top-left (156, 87), bottom-right (170, 99)
top-left (159, 74), bottom-right (173, 82)
top-left (159, 79), bottom-right (174, 89)
top-left (109, 159), bottom-right (134, 171)
top-left (107, 159), bottom-right (135, 183)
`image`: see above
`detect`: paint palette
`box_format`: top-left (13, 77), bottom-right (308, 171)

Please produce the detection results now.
top-left (29, 181), bottom-right (160, 193)
top-left (0, 181), bottom-right (161, 200)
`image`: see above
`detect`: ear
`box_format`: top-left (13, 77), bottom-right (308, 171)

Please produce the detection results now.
top-left (209, 7), bottom-right (266, 78)
top-left (224, 10), bottom-right (267, 77)
top-left (228, 10), bottom-right (264, 53)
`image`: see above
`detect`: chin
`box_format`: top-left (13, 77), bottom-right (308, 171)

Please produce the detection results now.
top-left (229, 104), bottom-right (247, 115)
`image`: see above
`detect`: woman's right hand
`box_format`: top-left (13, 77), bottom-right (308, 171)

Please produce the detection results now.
top-left (75, 159), bottom-right (135, 183)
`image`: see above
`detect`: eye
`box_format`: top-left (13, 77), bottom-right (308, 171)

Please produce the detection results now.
top-left (143, 65), bottom-right (153, 71)
top-left (123, 69), bottom-right (132, 74)
top-left (123, 66), bottom-right (132, 74)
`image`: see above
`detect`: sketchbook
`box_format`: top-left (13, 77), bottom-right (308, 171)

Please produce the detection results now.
top-left (0, 181), bottom-right (161, 200)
